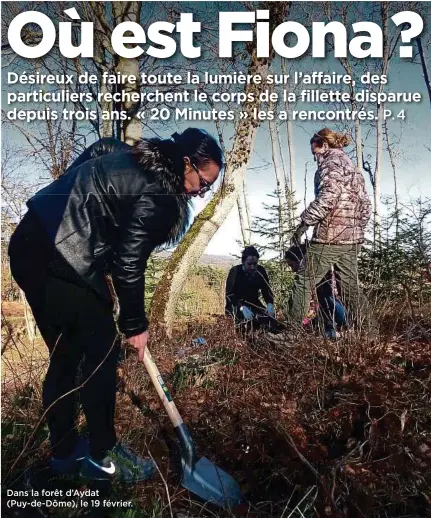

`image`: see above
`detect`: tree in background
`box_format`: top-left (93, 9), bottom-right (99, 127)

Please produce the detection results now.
top-left (268, 83), bottom-right (289, 255)
top-left (359, 197), bottom-right (431, 336)
top-left (213, 116), bottom-right (252, 246)
top-left (150, 3), bottom-right (291, 335)
top-left (280, 57), bottom-right (298, 223)
top-left (250, 192), bottom-right (297, 310)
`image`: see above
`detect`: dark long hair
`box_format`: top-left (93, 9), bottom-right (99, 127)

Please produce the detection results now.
top-left (172, 128), bottom-right (224, 170)
top-left (242, 246), bottom-right (260, 262)
top-left (132, 128), bottom-right (223, 193)
top-left (131, 128), bottom-right (223, 246)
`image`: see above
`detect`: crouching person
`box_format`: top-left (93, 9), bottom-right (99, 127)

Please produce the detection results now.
top-left (285, 244), bottom-right (347, 339)
top-left (8, 129), bottom-right (223, 482)
top-left (225, 246), bottom-right (278, 333)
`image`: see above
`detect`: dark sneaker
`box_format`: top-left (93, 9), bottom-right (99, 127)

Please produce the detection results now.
top-left (51, 436), bottom-right (89, 474)
top-left (80, 442), bottom-right (156, 483)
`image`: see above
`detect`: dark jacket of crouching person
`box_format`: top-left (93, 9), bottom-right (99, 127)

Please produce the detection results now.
top-left (225, 246), bottom-right (278, 333)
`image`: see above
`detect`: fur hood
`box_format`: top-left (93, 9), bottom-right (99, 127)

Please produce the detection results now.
top-left (133, 138), bottom-right (191, 248)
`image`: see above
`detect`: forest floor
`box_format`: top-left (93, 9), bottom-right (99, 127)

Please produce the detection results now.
top-left (1, 305), bottom-right (431, 518)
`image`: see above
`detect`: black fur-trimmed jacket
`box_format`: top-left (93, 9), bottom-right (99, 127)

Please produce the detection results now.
top-left (25, 138), bottom-right (190, 337)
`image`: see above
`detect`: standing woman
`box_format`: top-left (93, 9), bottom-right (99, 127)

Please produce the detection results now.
top-left (287, 128), bottom-right (376, 334)
top-left (8, 129), bottom-right (223, 482)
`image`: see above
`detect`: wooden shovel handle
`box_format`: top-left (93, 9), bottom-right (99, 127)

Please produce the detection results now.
top-left (142, 346), bottom-right (184, 428)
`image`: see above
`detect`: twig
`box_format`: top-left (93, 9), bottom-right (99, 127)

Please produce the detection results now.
top-left (280, 428), bottom-right (344, 518)
top-left (147, 448), bottom-right (174, 518)
top-left (285, 485), bottom-right (317, 518)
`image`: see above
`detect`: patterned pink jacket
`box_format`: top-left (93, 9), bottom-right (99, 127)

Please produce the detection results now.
top-left (301, 148), bottom-right (372, 245)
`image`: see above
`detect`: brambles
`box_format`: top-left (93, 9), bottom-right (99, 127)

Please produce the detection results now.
top-left (2, 201), bottom-right (430, 517)
top-left (2, 304), bottom-right (430, 517)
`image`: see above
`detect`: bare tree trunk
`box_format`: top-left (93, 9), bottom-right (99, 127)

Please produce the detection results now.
top-left (336, 8), bottom-right (365, 183)
top-left (269, 86), bottom-right (288, 256)
top-left (213, 115), bottom-right (250, 246)
top-left (20, 290), bottom-right (36, 344)
top-left (374, 106), bottom-right (383, 234)
top-left (150, 3), bottom-right (290, 335)
top-left (237, 188), bottom-right (249, 246)
top-left (214, 99), bottom-right (253, 246)
top-left (354, 117), bottom-right (363, 172)
top-left (112, 2), bottom-right (142, 144)
top-left (281, 57), bottom-right (296, 222)
top-left (91, 3), bottom-right (113, 138)
top-left (99, 82), bottom-right (112, 138)
top-left (417, 36), bottom-right (431, 109)
top-left (383, 120), bottom-right (399, 236)
top-left (338, 55), bottom-right (363, 172)
top-left (277, 118), bottom-right (292, 228)
top-left (117, 54), bottom-right (141, 144)
top-left (243, 178), bottom-right (252, 240)
top-left (374, 3), bottom-right (390, 240)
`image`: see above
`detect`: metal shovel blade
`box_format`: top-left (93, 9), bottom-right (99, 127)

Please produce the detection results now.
top-left (143, 350), bottom-right (243, 509)
top-left (182, 456), bottom-right (243, 508)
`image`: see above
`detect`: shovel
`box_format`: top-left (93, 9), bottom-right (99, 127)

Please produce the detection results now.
top-left (142, 346), bottom-right (243, 508)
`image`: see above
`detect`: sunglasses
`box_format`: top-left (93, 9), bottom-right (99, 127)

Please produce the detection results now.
top-left (191, 162), bottom-right (212, 196)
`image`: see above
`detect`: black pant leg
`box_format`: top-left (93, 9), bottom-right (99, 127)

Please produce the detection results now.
top-left (71, 284), bottom-right (120, 460)
top-left (10, 216), bottom-right (121, 461)
top-left (80, 335), bottom-right (120, 459)
top-left (24, 276), bottom-right (85, 459)
top-left (9, 229), bottom-right (84, 458)
top-left (38, 276), bottom-right (120, 460)
top-left (41, 277), bottom-right (119, 461)
top-left (12, 274), bottom-right (84, 458)
top-left (42, 329), bottom-right (84, 458)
